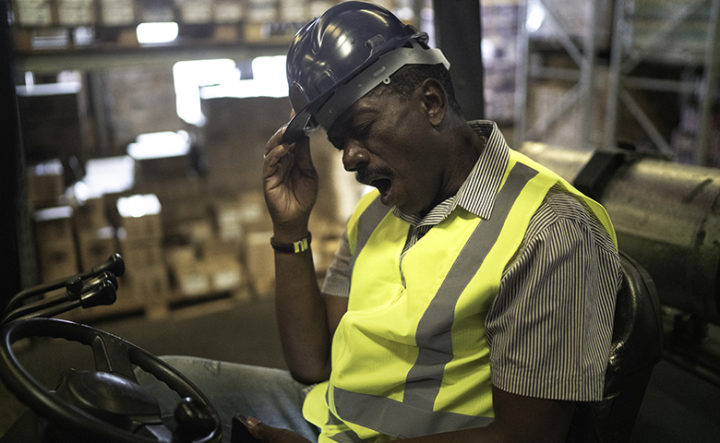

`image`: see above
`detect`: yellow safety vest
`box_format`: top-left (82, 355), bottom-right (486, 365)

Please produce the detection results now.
top-left (303, 150), bottom-right (617, 442)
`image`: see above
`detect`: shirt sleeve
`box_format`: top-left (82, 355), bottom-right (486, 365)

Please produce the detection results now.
top-left (485, 189), bottom-right (622, 401)
top-left (320, 229), bottom-right (353, 297)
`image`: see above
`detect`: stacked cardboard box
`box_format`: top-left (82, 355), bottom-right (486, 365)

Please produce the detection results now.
top-left (13, 0), bottom-right (54, 26)
top-left (27, 159), bottom-right (65, 210)
top-left (16, 82), bottom-right (89, 166)
top-left (117, 194), bottom-right (170, 303)
top-left (200, 95), bottom-right (292, 197)
top-left (211, 191), bottom-right (273, 297)
top-left (74, 197), bottom-right (118, 273)
top-left (56, 0), bottom-right (96, 26)
top-left (33, 206), bottom-right (78, 283)
top-left (166, 239), bottom-right (247, 300)
top-left (98, 0), bottom-right (135, 26)
top-left (128, 131), bottom-right (209, 239)
top-left (244, 230), bottom-right (275, 297)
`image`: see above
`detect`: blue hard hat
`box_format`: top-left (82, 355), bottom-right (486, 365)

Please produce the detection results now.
top-left (282, 1), bottom-right (449, 143)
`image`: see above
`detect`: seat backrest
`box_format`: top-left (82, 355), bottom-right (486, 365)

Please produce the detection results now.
top-left (567, 251), bottom-right (664, 442)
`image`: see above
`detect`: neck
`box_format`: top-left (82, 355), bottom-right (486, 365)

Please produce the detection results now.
top-left (439, 118), bottom-right (485, 199)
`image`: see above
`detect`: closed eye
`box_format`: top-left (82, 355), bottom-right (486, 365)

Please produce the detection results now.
top-left (328, 121), bottom-right (373, 151)
top-left (328, 133), bottom-right (346, 151)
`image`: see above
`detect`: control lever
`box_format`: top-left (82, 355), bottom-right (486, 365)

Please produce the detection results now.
top-left (3, 254), bottom-right (124, 315)
top-left (2, 273), bottom-right (118, 324)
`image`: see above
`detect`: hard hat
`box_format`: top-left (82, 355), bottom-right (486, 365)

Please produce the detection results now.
top-left (282, 1), bottom-right (450, 143)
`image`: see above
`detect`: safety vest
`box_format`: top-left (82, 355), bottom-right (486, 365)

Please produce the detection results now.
top-left (303, 150), bottom-right (617, 442)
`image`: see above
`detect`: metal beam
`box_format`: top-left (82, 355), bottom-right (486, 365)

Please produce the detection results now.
top-left (0, 0), bottom-right (32, 303)
top-left (432, 0), bottom-right (484, 120)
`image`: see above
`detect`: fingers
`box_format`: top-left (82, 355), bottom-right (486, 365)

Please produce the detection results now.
top-left (263, 124), bottom-right (313, 175)
top-left (245, 416), bottom-right (311, 443)
top-left (265, 124), bottom-right (288, 157)
top-left (244, 417), bottom-right (266, 441)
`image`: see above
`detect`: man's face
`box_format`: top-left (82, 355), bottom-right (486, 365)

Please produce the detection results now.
top-left (326, 89), bottom-right (446, 216)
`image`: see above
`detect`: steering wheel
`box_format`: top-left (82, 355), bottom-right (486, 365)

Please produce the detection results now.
top-left (0, 317), bottom-right (222, 443)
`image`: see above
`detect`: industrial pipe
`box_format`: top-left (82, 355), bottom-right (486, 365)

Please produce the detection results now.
top-left (519, 142), bottom-right (720, 326)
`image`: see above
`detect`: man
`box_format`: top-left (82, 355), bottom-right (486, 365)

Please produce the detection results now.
top-left (162, 2), bottom-right (621, 442)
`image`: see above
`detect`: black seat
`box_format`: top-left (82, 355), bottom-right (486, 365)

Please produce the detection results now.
top-left (567, 250), bottom-right (664, 442)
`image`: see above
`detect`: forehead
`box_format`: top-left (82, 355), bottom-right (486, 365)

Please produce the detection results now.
top-left (330, 89), bottom-right (401, 129)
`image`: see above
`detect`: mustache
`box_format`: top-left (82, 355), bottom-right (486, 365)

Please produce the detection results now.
top-left (355, 166), bottom-right (393, 184)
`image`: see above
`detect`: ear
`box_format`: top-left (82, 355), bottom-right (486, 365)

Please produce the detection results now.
top-left (418, 79), bottom-right (447, 127)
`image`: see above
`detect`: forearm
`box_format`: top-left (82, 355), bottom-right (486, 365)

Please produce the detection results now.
top-left (272, 230), bottom-right (332, 383)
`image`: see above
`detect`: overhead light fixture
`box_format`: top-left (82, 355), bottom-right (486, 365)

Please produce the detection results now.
top-left (136, 22), bottom-right (179, 44)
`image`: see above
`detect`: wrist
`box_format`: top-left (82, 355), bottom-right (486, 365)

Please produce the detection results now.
top-left (271, 222), bottom-right (310, 244)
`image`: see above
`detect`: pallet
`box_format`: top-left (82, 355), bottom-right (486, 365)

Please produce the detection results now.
top-left (143, 287), bottom-right (253, 321)
top-left (62, 285), bottom-right (254, 324)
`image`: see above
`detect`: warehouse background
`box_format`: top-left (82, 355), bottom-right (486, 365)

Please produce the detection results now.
top-left (1, 0), bottom-right (720, 441)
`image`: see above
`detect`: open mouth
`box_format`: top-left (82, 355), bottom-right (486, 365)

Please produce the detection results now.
top-left (371, 178), bottom-right (392, 195)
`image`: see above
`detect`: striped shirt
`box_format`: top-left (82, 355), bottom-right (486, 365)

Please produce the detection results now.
top-left (321, 120), bottom-right (622, 401)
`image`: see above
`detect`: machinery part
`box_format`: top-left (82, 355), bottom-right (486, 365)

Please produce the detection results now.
top-left (0, 318), bottom-right (221, 443)
top-left (519, 142), bottom-right (720, 325)
top-left (282, 1), bottom-right (449, 143)
top-left (3, 253), bottom-right (124, 315)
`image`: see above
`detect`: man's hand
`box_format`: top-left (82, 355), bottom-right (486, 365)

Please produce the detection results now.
top-left (262, 125), bottom-right (319, 238)
top-left (244, 417), bottom-right (312, 443)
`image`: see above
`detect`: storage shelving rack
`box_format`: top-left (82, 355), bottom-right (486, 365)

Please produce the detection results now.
top-left (604, 0), bottom-right (720, 165)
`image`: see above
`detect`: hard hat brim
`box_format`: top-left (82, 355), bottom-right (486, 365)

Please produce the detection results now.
top-left (281, 109), bottom-right (314, 144)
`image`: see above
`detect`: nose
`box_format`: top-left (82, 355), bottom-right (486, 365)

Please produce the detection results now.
top-left (342, 141), bottom-right (370, 172)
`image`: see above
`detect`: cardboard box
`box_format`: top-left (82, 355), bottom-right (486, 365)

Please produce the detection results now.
top-left (37, 240), bottom-right (78, 283)
top-left (246, 0), bottom-right (277, 23)
top-left (212, 192), bottom-right (273, 242)
top-left (99, 0), bottom-right (135, 26)
top-left (119, 237), bottom-right (165, 276)
top-left (117, 194), bottom-right (163, 241)
top-left (27, 160), bottom-right (65, 209)
top-left (279, 0), bottom-right (308, 22)
top-left (82, 156), bottom-right (136, 198)
top-left (208, 259), bottom-right (244, 293)
top-left (127, 131), bottom-right (193, 184)
top-left (56, 0), bottom-right (96, 26)
top-left (211, 24), bottom-right (241, 42)
top-left (74, 197), bottom-right (108, 232)
top-left (166, 244), bottom-right (198, 267)
top-left (166, 245), bottom-right (207, 297)
top-left (200, 96), bottom-right (291, 195)
top-left (203, 237), bottom-right (240, 259)
top-left (125, 265), bottom-right (170, 302)
top-left (13, 0), bottom-right (54, 26)
top-left (77, 226), bottom-right (118, 272)
top-left (214, 1), bottom-right (243, 23)
top-left (34, 206), bottom-right (74, 245)
top-left (202, 240), bottom-right (244, 292)
top-left (172, 260), bottom-right (212, 297)
top-left (244, 230), bottom-right (275, 297)
top-left (177, 0), bottom-right (214, 24)
top-left (136, 0), bottom-right (174, 22)
top-left (17, 83), bottom-right (87, 165)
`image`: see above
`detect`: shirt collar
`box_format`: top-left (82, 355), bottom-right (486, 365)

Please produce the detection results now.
top-left (393, 120), bottom-right (510, 226)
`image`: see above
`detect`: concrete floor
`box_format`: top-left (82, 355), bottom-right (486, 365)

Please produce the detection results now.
top-left (1, 297), bottom-right (719, 441)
